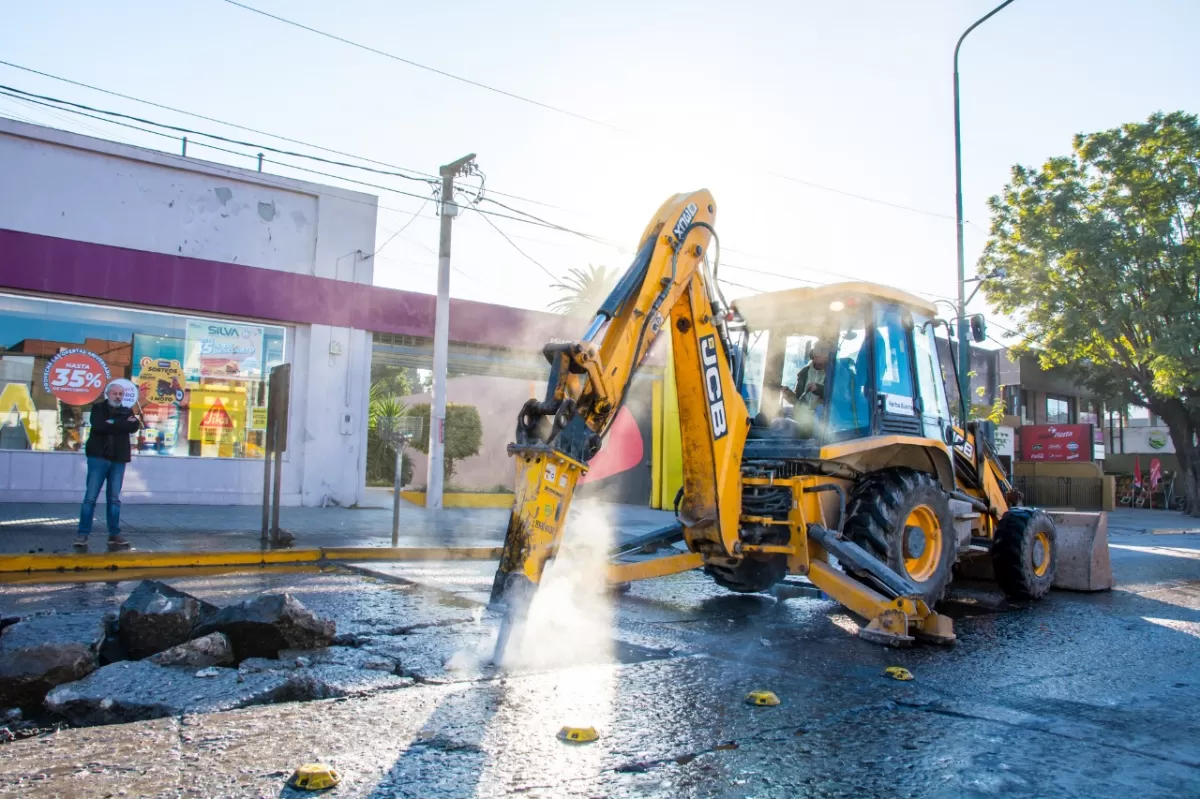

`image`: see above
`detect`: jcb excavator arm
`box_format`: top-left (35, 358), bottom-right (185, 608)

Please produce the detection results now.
top-left (489, 190), bottom-right (748, 648)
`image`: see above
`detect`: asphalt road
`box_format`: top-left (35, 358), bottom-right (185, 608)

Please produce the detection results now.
top-left (1, 531), bottom-right (1198, 798)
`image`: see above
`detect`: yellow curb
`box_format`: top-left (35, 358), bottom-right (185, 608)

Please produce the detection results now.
top-left (0, 548), bottom-right (325, 573)
top-left (400, 491), bottom-right (514, 508)
top-left (0, 563), bottom-right (332, 585)
top-left (0, 546), bottom-right (502, 576)
top-left (322, 546), bottom-right (502, 561)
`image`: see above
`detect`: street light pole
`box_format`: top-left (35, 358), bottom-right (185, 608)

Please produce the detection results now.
top-left (954, 0), bottom-right (1016, 421)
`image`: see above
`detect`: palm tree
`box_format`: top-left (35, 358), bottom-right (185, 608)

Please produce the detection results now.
top-left (366, 381), bottom-right (411, 486)
top-left (549, 265), bottom-right (619, 316)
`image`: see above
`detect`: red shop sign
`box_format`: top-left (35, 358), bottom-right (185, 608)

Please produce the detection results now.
top-left (1019, 423), bottom-right (1094, 462)
top-left (42, 349), bottom-right (112, 406)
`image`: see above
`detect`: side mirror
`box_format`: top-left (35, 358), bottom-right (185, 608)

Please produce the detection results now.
top-left (970, 314), bottom-right (987, 343)
top-left (943, 424), bottom-right (958, 447)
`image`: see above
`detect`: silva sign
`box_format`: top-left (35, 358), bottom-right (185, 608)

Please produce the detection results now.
top-left (184, 320), bottom-right (264, 379)
top-left (1019, 423), bottom-right (1094, 462)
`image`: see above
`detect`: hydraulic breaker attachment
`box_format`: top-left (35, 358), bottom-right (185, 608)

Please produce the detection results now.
top-left (489, 446), bottom-right (584, 663)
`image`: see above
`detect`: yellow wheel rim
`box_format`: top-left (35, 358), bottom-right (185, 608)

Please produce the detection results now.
top-left (1032, 531), bottom-right (1051, 577)
top-left (902, 505), bottom-right (944, 583)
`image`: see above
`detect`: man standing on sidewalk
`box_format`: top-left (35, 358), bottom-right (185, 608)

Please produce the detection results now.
top-left (74, 382), bottom-right (140, 551)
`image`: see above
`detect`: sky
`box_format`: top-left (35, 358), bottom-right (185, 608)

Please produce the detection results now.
top-left (2, 0), bottom-right (1198, 338)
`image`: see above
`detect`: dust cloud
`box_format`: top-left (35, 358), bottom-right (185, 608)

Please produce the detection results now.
top-left (501, 500), bottom-right (616, 672)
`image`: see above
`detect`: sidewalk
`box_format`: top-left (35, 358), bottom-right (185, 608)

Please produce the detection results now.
top-left (1105, 507), bottom-right (1200, 536)
top-left (0, 498), bottom-right (677, 555)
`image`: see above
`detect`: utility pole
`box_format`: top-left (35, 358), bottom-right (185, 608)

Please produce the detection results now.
top-left (426, 153), bottom-right (476, 509)
top-left (954, 0), bottom-right (1015, 421)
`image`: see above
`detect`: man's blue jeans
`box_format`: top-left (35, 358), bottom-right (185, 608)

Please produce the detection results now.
top-left (78, 457), bottom-right (126, 537)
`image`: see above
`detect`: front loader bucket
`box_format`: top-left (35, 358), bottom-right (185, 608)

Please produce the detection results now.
top-left (1048, 511), bottom-right (1113, 592)
top-left (959, 511), bottom-right (1113, 592)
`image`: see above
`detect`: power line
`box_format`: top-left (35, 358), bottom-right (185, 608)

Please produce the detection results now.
top-left (367, 197), bottom-right (434, 258)
top-left (213, 5), bottom-right (963, 223)
top-left (0, 84), bottom-right (439, 189)
top-left (718, 276), bottom-right (766, 293)
top-left (765, 173), bottom-right (955, 221)
top-left (0, 58), bottom-right (563, 208)
top-left (722, 262), bottom-right (823, 287)
top-left (221, 0), bottom-right (626, 133)
top-left (472, 208), bottom-right (559, 281)
top-left (480, 197), bottom-right (619, 248)
top-left (0, 85), bottom-right (602, 241)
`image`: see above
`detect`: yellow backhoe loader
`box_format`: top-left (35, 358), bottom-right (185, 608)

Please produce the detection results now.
top-left (489, 190), bottom-right (1111, 655)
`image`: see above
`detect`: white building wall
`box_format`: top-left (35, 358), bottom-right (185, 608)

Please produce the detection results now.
top-left (0, 119), bottom-right (377, 507)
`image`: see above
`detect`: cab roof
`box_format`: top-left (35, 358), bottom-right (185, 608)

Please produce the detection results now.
top-left (730, 281), bottom-right (938, 330)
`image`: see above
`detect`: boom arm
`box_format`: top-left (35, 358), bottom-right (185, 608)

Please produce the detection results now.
top-left (489, 190), bottom-right (748, 622)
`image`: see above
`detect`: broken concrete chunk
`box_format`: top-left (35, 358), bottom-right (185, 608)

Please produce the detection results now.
top-left (0, 613), bottom-right (104, 707)
top-left (118, 581), bottom-right (219, 659)
top-left (44, 660), bottom-right (293, 726)
top-left (98, 613), bottom-right (128, 666)
top-left (195, 593), bottom-right (335, 661)
top-left (147, 633), bottom-right (234, 668)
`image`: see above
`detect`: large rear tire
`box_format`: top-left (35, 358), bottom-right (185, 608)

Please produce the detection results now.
top-left (705, 556), bottom-right (787, 594)
top-left (843, 468), bottom-right (957, 606)
top-left (991, 508), bottom-right (1056, 600)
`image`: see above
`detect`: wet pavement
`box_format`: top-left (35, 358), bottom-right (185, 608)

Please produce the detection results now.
top-left (0, 499), bottom-right (675, 554)
top-left (1, 531), bottom-right (1198, 798)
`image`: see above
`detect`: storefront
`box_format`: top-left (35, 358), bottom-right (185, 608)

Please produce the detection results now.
top-left (0, 116), bottom-right (378, 506)
top-left (1, 292), bottom-right (287, 460)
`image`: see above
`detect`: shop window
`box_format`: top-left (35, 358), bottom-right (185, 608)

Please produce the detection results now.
top-left (0, 293), bottom-right (287, 459)
top-left (1046, 394), bottom-right (1072, 424)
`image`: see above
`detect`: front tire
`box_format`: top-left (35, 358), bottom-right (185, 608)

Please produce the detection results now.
top-left (991, 508), bottom-right (1056, 599)
top-left (844, 468), bottom-right (957, 605)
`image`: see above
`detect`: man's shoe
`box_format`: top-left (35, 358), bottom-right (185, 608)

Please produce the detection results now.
top-left (107, 536), bottom-right (132, 549)
top-left (72, 536), bottom-right (88, 551)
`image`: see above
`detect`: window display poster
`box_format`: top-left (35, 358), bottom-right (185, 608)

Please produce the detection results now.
top-left (184, 320), bottom-right (264, 379)
top-left (135, 357), bottom-right (186, 404)
top-left (188, 386), bottom-right (248, 457)
top-left (131, 335), bottom-right (184, 403)
top-left (42, 349), bottom-right (111, 406)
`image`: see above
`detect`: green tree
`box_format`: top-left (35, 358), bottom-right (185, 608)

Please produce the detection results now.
top-left (549, 265), bottom-right (619, 316)
top-left (407, 403), bottom-right (484, 485)
top-left (980, 111), bottom-right (1200, 515)
top-left (370, 363), bottom-right (416, 399)
top-left (366, 381), bottom-right (413, 487)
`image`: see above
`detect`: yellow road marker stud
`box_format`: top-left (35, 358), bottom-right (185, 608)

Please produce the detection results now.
top-left (557, 726), bottom-right (599, 743)
top-left (288, 763), bottom-right (340, 791)
top-left (745, 690), bottom-right (780, 706)
top-left (883, 666), bottom-right (914, 681)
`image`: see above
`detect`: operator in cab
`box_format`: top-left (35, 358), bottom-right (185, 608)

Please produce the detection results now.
top-left (781, 338), bottom-right (833, 437)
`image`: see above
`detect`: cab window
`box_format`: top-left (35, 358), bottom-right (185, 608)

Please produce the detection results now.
top-left (912, 314), bottom-right (951, 436)
top-left (874, 304), bottom-right (915, 407)
top-left (827, 319), bottom-right (869, 439)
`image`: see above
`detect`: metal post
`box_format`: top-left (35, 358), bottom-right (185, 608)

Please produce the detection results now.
top-left (181, 136), bottom-right (188, 157)
top-left (426, 153), bottom-right (476, 509)
top-left (271, 438), bottom-right (283, 543)
top-left (260, 423), bottom-right (272, 546)
top-left (257, 153), bottom-right (264, 172)
top-left (392, 440), bottom-right (404, 546)
top-left (954, 0), bottom-right (1016, 421)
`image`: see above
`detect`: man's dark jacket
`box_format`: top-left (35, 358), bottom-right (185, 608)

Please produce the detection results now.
top-left (84, 403), bottom-right (140, 463)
